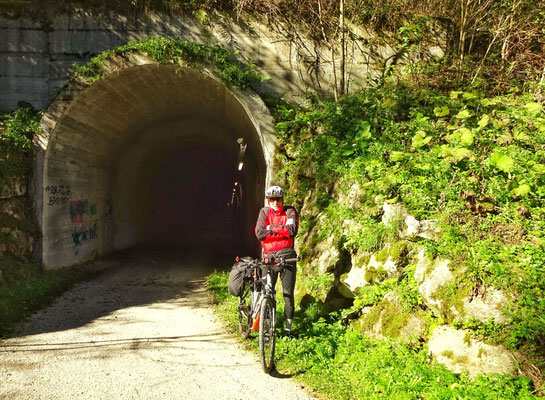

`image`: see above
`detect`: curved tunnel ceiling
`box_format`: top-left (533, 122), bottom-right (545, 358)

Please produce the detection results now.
top-left (40, 63), bottom-right (275, 268)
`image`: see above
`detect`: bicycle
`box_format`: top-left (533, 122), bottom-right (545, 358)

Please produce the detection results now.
top-left (237, 256), bottom-right (299, 373)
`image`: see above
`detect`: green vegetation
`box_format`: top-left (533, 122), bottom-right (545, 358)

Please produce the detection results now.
top-left (0, 105), bottom-right (41, 187)
top-left (269, 80), bottom-right (545, 360)
top-left (0, 256), bottom-right (96, 336)
top-left (72, 36), bottom-right (264, 89)
top-left (207, 269), bottom-right (537, 399)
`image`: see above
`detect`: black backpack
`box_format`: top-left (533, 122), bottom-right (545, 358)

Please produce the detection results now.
top-left (228, 257), bottom-right (253, 297)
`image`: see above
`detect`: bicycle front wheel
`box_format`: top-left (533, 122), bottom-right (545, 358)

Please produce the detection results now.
top-left (258, 296), bottom-right (276, 373)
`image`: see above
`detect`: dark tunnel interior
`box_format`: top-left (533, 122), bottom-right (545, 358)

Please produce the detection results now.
top-left (145, 142), bottom-right (242, 252)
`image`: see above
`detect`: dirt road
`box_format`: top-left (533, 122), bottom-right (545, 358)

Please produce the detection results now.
top-left (0, 251), bottom-right (315, 400)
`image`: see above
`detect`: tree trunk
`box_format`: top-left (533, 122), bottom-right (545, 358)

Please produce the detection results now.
top-left (339, 0), bottom-right (346, 97)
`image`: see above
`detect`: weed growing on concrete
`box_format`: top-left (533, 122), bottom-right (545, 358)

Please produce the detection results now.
top-left (72, 36), bottom-right (265, 89)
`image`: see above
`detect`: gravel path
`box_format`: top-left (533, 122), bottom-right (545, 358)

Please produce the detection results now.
top-left (0, 251), bottom-right (315, 400)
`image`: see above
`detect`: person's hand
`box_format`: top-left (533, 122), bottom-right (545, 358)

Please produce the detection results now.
top-left (286, 218), bottom-right (295, 225)
top-left (266, 225), bottom-right (271, 230)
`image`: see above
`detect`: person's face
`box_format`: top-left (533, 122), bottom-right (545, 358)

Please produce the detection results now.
top-left (268, 197), bottom-right (284, 211)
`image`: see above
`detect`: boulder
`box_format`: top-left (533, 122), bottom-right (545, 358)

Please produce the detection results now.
top-left (353, 292), bottom-right (426, 342)
top-left (344, 249), bottom-right (401, 291)
top-left (463, 288), bottom-right (510, 324)
top-left (0, 175), bottom-right (27, 199)
top-left (382, 202), bottom-right (440, 241)
top-left (414, 250), bottom-right (454, 315)
top-left (428, 325), bottom-right (517, 377)
top-left (314, 233), bottom-right (340, 274)
top-left (1, 227), bottom-right (34, 258)
top-left (2, 197), bottom-right (26, 220)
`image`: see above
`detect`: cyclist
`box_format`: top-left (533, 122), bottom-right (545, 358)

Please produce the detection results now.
top-left (254, 185), bottom-right (299, 335)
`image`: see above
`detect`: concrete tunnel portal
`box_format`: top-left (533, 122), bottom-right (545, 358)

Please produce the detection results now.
top-left (37, 63), bottom-right (276, 269)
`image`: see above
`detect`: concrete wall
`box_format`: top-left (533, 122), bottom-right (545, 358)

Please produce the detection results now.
top-left (37, 60), bottom-right (275, 268)
top-left (0, 9), bottom-right (445, 112)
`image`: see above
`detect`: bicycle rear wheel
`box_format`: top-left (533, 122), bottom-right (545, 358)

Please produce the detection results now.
top-left (238, 295), bottom-right (252, 338)
top-left (258, 296), bottom-right (276, 373)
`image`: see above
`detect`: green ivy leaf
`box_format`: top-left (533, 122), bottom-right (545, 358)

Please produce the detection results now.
top-left (489, 152), bottom-right (515, 173)
top-left (481, 98), bottom-right (500, 107)
top-left (434, 106), bottom-right (450, 117)
top-left (462, 92), bottom-right (478, 100)
top-left (459, 128), bottom-right (474, 146)
top-left (390, 151), bottom-right (406, 162)
top-left (512, 184), bottom-right (531, 197)
top-left (477, 115), bottom-right (490, 129)
top-left (456, 109), bottom-right (471, 119)
top-left (357, 120), bottom-right (372, 140)
top-left (450, 147), bottom-right (471, 162)
top-left (438, 145), bottom-right (471, 162)
top-left (525, 102), bottom-right (543, 113)
top-left (412, 130), bottom-right (432, 148)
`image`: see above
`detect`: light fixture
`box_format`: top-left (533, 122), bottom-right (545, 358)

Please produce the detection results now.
top-left (237, 138), bottom-right (247, 171)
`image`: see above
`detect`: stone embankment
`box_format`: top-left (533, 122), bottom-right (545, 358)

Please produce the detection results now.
top-left (295, 191), bottom-right (518, 378)
top-left (0, 152), bottom-right (36, 281)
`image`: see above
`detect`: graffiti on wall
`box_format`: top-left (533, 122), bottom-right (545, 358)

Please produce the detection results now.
top-left (69, 199), bottom-right (97, 223)
top-left (45, 185), bottom-right (70, 206)
top-left (72, 223), bottom-right (98, 247)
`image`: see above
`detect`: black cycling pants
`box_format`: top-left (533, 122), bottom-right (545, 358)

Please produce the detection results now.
top-left (266, 263), bottom-right (296, 320)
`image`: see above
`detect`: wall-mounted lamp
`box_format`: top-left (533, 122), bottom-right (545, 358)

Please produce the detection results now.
top-left (237, 138), bottom-right (247, 171)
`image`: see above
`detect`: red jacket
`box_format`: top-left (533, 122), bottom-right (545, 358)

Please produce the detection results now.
top-left (255, 206), bottom-right (299, 253)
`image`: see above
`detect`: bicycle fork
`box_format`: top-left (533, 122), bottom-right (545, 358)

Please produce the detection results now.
top-left (250, 290), bottom-right (262, 330)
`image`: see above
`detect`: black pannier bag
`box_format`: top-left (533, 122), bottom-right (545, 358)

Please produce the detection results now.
top-left (228, 257), bottom-right (253, 297)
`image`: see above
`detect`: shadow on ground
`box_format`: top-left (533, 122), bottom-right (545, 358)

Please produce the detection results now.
top-left (4, 247), bottom-right (239, 339)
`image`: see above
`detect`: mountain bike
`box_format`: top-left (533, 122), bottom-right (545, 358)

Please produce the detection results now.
top-left (237, 256), bottom-right (298, 373)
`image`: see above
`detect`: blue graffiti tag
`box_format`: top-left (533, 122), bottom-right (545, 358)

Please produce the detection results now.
top-left (72, 224), bottom-right (98, 246)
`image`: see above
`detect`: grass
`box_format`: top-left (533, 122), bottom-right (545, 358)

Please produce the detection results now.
top-left (0, 255), bottom-right (98, 336)
top-left (207, 267), bottom-right (538, 400)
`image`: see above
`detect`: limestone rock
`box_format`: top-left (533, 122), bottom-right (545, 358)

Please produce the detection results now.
top-left (344, 248), bottom-right (402, 292)
top-left (417, 257), bottom-right (453, 314)
top-left (1, 228), bottom-right (34, 258)
top-left (382, 202), bottom-right (440, 241)
top-left (354, 292), bottom-right (426, 342)
top-left (463, 288), bottom-right (510, 324)
top-left (314, 233), bottom-right (340, 274)
top-left (324, 284), bottom-right (354, 311)
top-left (1, 176), bottom-right (27, 199)
top-left (428, 325), bottom-right (517, 377)
top-left (337, 181), bottom-right (365, 209)
top-left (344, 263), bottom-right (368, 292)
top-left (414, 248), bottom-right (432, 284)
top-left (2, 197), bottom-right (26, 220)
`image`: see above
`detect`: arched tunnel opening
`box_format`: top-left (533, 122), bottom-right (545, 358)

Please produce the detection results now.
top-left (38, 63), bottom-right (273, 268)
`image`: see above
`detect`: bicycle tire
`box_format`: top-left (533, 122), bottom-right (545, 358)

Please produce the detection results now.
top-left (238, 296), bottom-right (252, 338)
top-left (258, 296), bottom-right (276, 373)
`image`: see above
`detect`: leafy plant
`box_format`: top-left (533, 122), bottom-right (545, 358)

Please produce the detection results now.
top-left (73, 37), bottom-right (265, 89)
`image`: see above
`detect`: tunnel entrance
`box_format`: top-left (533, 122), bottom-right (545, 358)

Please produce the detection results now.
top-left (37, 62), bottom-right (276, 269)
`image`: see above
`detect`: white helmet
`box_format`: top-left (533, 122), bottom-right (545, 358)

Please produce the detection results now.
top-left (265, 185), bottom-right (284, 199)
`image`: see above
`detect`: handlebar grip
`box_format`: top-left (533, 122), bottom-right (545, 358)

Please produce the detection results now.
top-left (282, 257), bottom-right (300, 263)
